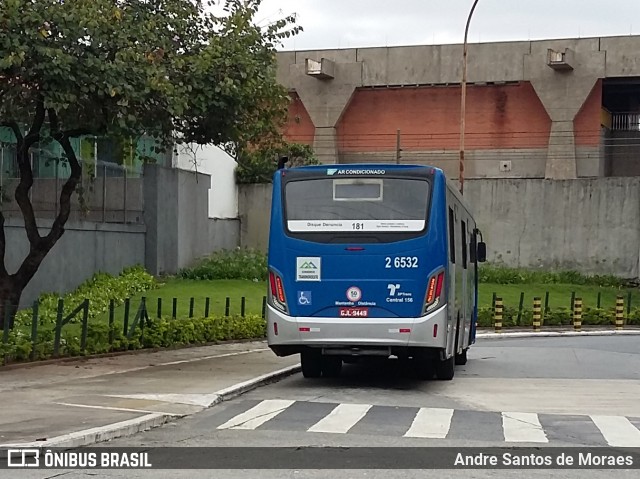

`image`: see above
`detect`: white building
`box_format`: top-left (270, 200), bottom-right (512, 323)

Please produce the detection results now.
top-left (173, 143), bottom-right (238, 219)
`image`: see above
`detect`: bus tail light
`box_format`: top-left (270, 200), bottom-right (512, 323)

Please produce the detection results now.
top-left (424, 269), bottom-right (445, 314)
top-left (268, 270), bottom-right (289, 314)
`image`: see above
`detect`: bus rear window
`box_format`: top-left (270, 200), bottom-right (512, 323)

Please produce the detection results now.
top-left (285, 178), bottom-right (430, 233)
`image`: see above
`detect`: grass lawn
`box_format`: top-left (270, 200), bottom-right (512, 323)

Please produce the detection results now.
top-left (96, 278), bottom-right (640, 329)
top-left (94, 278), bottom-right (269, 327)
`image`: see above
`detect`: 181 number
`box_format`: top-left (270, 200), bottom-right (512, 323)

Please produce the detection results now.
top-left (385, 256), bottom-right (419, 268)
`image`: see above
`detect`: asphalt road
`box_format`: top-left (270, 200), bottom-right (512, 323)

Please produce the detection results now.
top-left (9, 335), bottom-right (640, 479)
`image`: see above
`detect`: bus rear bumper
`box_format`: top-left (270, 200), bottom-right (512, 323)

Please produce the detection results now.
top-left (266, 305), bottom-right (449, 356)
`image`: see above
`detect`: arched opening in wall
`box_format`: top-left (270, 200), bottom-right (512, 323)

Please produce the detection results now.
top-left (602, 78), bottom-right (640, 176)
top-left (283, 92), bottom-right (315, 147)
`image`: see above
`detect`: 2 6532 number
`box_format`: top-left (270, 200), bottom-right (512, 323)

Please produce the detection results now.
top-left (385, 256), bottom-right (419, 268)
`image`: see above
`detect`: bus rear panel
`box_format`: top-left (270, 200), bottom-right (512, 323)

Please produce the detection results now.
top-left (266, 164), bottom-right (483, 380)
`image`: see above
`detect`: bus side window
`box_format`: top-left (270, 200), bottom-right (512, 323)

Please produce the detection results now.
top-left (469, 228), bottom-right (477, 263)
top-left (448, 207), bottom-right (455, 264)
top-left (461, 220), bottom-right (468, 269)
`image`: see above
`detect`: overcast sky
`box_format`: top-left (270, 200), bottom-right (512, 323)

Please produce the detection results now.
top-left (250, 0), bottom-right (640, 50)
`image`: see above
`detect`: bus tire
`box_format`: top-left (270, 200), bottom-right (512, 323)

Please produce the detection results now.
top-left (301, 350), bottom-right (322, 378)
top-left (435, 356), bottom-right (455, 380)
top-left (455, 349), bottom-right (468, 365)
top-left (322, 357), bottom-right (342, 377)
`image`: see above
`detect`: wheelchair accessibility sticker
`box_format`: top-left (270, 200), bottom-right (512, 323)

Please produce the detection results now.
top-left (297, 291), bottom-right (312, 306)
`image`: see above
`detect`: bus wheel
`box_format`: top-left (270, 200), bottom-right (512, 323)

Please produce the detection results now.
top-left (301, 350), bottom-right (322, 378)
top-left (455, 349), bottom-right (468, 365)
top-left (322, 357), bottom-right (342, 377)
top-left (435, 356), bottom-right (455, 380)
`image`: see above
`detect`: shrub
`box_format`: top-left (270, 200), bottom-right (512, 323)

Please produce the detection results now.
top-left (138, 315), bottom-right (266, 349)
top-left (1, 313), bottom-right (266, 364)
top-left (476, 305), bottom-right (638, 327)
top-left (478, 265), bottom-right (628, 288)
top-left (13, 265), bottom-right (157, 329)
top-left (179, 248), bottom-right (267, 281)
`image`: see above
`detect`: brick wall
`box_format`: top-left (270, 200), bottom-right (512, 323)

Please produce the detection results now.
top-left (334, 82), bottom-right (552, 153)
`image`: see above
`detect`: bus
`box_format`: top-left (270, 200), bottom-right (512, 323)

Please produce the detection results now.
top-left (266, 163), bottom-right (487, 380)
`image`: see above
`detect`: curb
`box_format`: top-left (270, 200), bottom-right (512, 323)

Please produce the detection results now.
top-left (476, 329), bottom-right (640, 339)
top-left (0, 363), bottom-right (301, 450)
top-left (0, 413), bottom-right (178, 450)
top-left (208, 364), bottom-right (302, 406)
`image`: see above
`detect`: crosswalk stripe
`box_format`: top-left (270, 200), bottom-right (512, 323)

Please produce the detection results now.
top-left (502, 412), bottom-right (548, 443)
top-left (590, 415), bottom-right (640, 447)
top-left (217, 399), bottom-right (295, 430)
top-left (215, 399), bottom-right (640, 446)
top-left (403, 407), bottom-right (454, 438)
top-left (307, 403), bottom-right (372, 434)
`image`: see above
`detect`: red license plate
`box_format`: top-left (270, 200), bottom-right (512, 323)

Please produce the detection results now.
top-left (339, 307), bottom-right (369, 318)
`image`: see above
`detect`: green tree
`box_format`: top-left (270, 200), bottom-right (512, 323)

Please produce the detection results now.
top-left (0, 0), bottom-right (300, 327)
top-left (236, 142), bottom-right (319, 183)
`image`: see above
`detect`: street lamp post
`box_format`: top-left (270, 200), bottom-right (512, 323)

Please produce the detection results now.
top-left (459, 0), bottom-right (480, 195)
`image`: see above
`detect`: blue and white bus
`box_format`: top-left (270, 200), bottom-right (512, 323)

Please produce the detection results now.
top-left (266, 163), bottom-right (486, 380)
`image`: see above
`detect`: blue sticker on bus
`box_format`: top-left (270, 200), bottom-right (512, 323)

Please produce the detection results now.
top-left (297, 291), bottom-right (312, 306)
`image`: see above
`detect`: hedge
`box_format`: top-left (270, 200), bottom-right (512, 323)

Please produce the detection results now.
top-left (477, 306), bottom-right (640, 327)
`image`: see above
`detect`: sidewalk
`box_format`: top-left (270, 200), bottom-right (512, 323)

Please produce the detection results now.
top-left (1, 329), bottom-right (639, 449)
top-left (0, 341), bottom-right (299, 448)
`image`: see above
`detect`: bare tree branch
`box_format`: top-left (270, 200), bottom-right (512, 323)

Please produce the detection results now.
top-left (13, 110), bottom-right (83, 289)
top-left (45, 109), bottom-right (82, 246)
top-left (26, 101), bottom-right (45, 140)
top-left (13, 101), bottom-right (45, 247)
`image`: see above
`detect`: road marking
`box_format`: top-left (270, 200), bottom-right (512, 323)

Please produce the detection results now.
top-left (502, 412), bottom-right (548, 443)
top-left (217, 399), bottom-right (295, 430)
top-left (403, 407), bottom-right (454, 438)
top-left (590, 415), bottom-right (640, 446)
top-left (307, 403), bottom-right (372, 434)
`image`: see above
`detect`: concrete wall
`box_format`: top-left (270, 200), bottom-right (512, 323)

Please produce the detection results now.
top-left (277, 35), bottom-right (640, 179)
top-left (464, 178), bottom-right (640, 278)
top-left (4, 164), bottom-right (239, 307)
top-left (144, 164), bottom-right (240, 275)
top-left (5, 218), bottom-right (146, 307)
top-left (238, 183), bottom-right (272, 252)
top-left (607, 131), bottom-right (640, 176)
top-left (1, 177), bottom-right (144, 224)
top-left (238, 178), bottom-right (640, 279)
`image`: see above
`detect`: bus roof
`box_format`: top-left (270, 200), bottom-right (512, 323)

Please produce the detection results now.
top-left (281, 163), bottom-right (444, 175)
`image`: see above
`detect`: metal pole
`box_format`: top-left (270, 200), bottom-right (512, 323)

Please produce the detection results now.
top-left (102, 164), bottom-right (107, 222)
top-left (1, 147), bottom-right (4, 206)
top-left (94, 137), bottom-right (98, 178)
top-left (123, 165), bottom-right (127, 223)
top-left (54, 150), bottom-right (59, 217)
top-left (459, 0), bottom-right (480, 195)
top-left (395, 129), bottom-right (401, 164)
top-left (29, 151), bottom-right (33, 202)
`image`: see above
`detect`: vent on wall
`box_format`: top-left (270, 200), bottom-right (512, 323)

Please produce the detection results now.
top-left (305, 58), bottom-right (335, 80)
top-left (547, 48), bottom-right (574, 71)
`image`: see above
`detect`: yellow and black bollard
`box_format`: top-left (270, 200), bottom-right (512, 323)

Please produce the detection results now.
top-left (615, 295), bottom-right (625, 330)
top-left (573, 297), bottom-right (582, 331)
top-left (533, 297), bottom-right (542, 332)
top-left (494, 297), bottom-right (503, 333)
